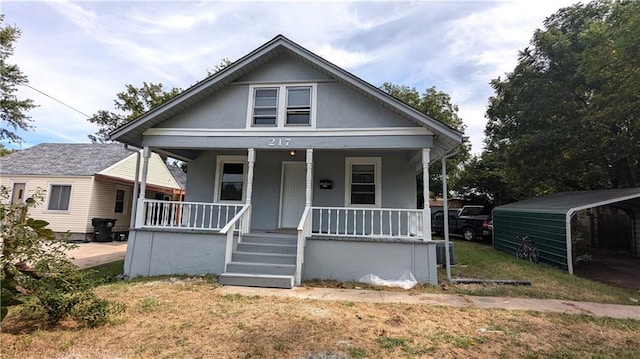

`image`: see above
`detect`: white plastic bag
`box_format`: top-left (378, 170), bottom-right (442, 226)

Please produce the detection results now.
top-left (358, 270), bottom-right (417, 289)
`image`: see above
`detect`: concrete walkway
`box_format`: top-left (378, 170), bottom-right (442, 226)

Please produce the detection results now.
top-left (66, 242), bottom-right (127, 268)
top-left (217, 285), bottom-right (640, 320)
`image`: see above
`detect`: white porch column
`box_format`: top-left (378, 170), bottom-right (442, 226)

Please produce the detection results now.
top-left (422, 148), bottom-right (432, 241)
top-left (135, 146), bottom-right (151, 228)
top-left (305, 149), bottom-right (313, 207)
top-left (246, 148), bottom-right (255, 205)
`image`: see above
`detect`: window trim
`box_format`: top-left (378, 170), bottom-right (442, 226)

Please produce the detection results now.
top-left (344, 157), bottom-right (381, 208)
top-left (246, 83), bottom-right (317, 128)
top-left (213, 155), bottom-right (248, 203)
top-left (45, 183), bottom-right (73, 212)
top-left (114, 186), bottom-right (128, 215)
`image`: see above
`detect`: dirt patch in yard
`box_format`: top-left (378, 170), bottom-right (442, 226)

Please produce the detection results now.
top-left (574, 253), bottom-right (640, 291)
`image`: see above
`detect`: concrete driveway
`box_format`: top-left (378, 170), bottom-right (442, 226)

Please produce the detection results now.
top-left (66, 242), bottom-right (127, 268)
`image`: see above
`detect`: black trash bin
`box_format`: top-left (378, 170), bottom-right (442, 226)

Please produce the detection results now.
top-left (91, 218), bottom-right (117, 242)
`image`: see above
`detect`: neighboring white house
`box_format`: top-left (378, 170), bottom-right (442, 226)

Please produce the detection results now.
top-left (110, 35), bottom-right (465, 288)
top-left (0, 143), bottom-right (184, 241)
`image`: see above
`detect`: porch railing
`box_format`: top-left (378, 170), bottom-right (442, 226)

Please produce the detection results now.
top-left (311, 207), bottom-right (424, 239)
top-left (295, 206), bottom-right (312, 285)
top-left (137, 199), bottom-right (244, 231)
top-left (220, 204), bottom-right (251, 271)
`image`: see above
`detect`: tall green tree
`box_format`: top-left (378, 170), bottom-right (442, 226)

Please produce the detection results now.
top-left (482, 0), bottom-right (639, 201)
top-left (380, 83), bottom-right (469, 203)
top-left (88, 82), bottom-right (181, 142)
top-left (0, 15), bottom-right (36, 144)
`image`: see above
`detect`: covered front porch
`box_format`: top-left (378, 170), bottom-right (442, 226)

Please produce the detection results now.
top-left (124, 147), bottom-right (438, 288)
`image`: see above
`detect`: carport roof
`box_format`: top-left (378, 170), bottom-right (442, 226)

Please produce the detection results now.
top-left (495, 188), bottom-right (640, 215)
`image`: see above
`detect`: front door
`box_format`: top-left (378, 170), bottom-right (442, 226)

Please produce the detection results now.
top-left (279, 162), bottom-right (306, 228)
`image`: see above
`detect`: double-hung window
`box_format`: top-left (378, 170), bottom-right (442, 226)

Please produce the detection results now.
top-left (114, 189), bottom-right (126, 214)
top-left (215, 156), bottom-right (248, 202)
top-left (48, 184), bottom-right (72, 211)
top-left (253, 88), bottom-right (278, 126)
top-left (345, 157), bottom-right (381, 207)
top-left (249, 84), bottom-right (315, 128)
top-left (286, 87), bottom-right (311, 125)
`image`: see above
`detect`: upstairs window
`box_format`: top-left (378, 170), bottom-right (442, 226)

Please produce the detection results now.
top-left (253, 88), bottom-right (278, 126)
top-left (286, 87), bottom-right (311, 125)
top-left (248, 84), bottom-right (316, 128)
top-left (48, 184), bottom-right (72, 211)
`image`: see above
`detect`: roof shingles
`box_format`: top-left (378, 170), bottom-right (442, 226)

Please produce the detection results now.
top-left (0, 143), bottom-right (133, 176)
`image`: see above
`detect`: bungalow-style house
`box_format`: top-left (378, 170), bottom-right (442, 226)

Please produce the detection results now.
top-left (0, 143), bottom-right (184, 241)
top-left (110, 35), bottom-right (465, 288)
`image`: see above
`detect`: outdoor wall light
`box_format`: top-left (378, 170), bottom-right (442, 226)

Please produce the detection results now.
top-left (289, 150), bottom-right (296, 156)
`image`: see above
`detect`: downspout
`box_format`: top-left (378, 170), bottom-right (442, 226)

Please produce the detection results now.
top-left (441, 136), bottom-right (467, 282)
top-left (124, 144), bottom-right (142, 228)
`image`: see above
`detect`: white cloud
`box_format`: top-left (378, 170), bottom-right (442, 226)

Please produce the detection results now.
top-left (3, 0), bottom-right (578, 155)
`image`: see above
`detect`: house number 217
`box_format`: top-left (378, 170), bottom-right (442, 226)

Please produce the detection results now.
top-left (268, 138), bottom-right (291, 147)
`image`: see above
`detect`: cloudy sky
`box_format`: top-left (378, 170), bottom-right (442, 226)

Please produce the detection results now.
top-left (3, 0), bottom-right (577, 154)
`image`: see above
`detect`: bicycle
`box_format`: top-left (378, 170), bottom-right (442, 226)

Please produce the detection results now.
top-left (516, 236), bottom-right (540, 263)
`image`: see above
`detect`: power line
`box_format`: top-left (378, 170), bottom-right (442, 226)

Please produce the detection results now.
top-left (23, 84), bottom-right (92, 118)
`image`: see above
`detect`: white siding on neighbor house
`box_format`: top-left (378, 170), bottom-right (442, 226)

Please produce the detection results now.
top-left (1, 175), bottom-right (93, 234)
top-left (100, 152), bottom-right (180, 190)
top-left (88, 179), bottom-right (134, 233)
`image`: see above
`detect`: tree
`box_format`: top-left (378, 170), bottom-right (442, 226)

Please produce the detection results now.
top-left (206, 57), bottom-right (232, 77)
top-left (0, 187), bottom-right (121, 326)
top-left (481, 0), bottom-right (639, 200)
top-left (380, 83), bottom-right (470, 204)
top-left (0, 15), bottom-right (36, 144)
top-left (88, 82), bottom-right (181, 142)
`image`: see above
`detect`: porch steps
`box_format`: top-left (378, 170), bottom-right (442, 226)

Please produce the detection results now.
top-left (219, 233), bottom-right (298, 289)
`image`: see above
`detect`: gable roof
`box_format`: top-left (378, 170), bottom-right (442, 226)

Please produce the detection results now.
top-left (495, 188), bottom-right (640, 215)
top-left (110, 35), bottom-right (464, 161)
top-left (167, 165), bottom-right (187, 190)
top-left (0, 143), bottom-right (134, 176)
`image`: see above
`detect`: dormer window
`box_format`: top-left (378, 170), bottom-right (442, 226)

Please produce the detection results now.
top-left (248, 83), bottom-right (316, 128)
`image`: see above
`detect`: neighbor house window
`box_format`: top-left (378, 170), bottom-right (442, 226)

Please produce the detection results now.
top-left (345, 157), bottom-right (381, 207)
top-left (114, 189), bottom-right (126, 213)
top-left (215, 156), bottom-right (248, 202)
top-left (286, 87), bottom-right (311, 125)
top-left (253, 88), bottom-right (278, 126)
top-left (248, 84), bottom-right (316, 128)
top-left (48, 184), bottom-right (72, 211)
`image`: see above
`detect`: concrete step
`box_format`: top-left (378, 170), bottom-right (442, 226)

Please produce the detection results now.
top-left (232, 251), bottom-right (296, 265)
top-left (218, 272), bottom-right (294, 289)
top-left (242, 234), bottom-right (297, 246)
top-left (237, 242), bottom-right (297, 255)
top-left (225, 262), bottom-right (296, 276)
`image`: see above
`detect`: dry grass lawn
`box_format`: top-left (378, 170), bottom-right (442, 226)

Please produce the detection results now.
top-left (2, 278), bottom-right (639, 358)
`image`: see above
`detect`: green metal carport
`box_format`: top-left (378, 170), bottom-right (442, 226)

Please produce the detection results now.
top-left (493, 188), bottom-right (640, 274)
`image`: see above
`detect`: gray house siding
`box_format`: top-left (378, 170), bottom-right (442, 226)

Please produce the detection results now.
top-left (316, 82), bottom-right (416, 129)
top-left (125, 230), bottom-right (227, 277)
top-left (160, 86), bottom-right (249, 129)
top-left (236, 54), bottom-right (333, 83)
top-left (303, 238), bottom-right (437, 284)
top-left (141, 54), bottom-right (420, 134)
top-left (184, 149), bottom-right (417, 231)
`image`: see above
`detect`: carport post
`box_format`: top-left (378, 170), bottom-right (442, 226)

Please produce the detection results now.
top-left (566, 212), bottom-right (574, 274)
top-left (441, 146), bottom-right (461, 282)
